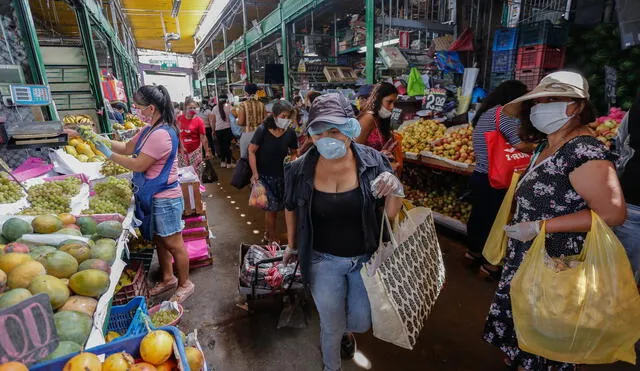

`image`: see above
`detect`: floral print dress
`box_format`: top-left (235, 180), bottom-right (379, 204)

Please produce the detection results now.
top-left (483, 136), bottom-right (614, 370)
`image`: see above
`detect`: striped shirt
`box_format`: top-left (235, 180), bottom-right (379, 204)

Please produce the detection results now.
top-left (472, 106), bottom-right (522, 174)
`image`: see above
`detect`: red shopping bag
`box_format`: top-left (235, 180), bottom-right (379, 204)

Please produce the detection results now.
top-left (485, 106), bottom-right (531, 189)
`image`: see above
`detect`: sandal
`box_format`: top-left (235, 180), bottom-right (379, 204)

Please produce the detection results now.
top-left (464, 251), bottom-right (484, 266)
top-left (170, 281), bottom-right (195, 304)
top-left (149, 277), bottom-right (178, 296)
top-left (480, 264), bottom-right (502, 282)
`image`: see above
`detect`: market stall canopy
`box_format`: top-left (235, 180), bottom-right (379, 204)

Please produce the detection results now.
top-left (122, 0), bottom-right (212, 53)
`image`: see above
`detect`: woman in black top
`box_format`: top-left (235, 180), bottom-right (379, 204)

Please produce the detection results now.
top-left (248, 100), bottom-right (298, 243)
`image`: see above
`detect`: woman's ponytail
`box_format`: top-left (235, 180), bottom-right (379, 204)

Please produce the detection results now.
top-left (133, 85), bottom-right (176, 128)
top-left (156, 85), bottom-right (176, 126)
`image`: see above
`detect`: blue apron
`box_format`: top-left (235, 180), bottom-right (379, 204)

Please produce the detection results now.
top-left (132, 125), bottom-right (179, 240)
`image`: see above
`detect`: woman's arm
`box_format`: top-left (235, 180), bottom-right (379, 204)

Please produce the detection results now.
top-left (248, 143), bottom-right (259, 183)
top-left (109, 152), bottom-right (156, 173)
top-left (356, 114), bottom-right (375, 145)
top-left (200, 134), bottom-right (213, 158)
top-left (384, 196), bottom-right (403, 219)
top-left (208, 112), bottom-right (216, 129)
top-left (285, 210), bottom-right (296, 250)
top-left (110, 140), bottom-right (127, 155)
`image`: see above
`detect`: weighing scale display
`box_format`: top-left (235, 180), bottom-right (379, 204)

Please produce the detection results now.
top-left (10, 84), bottom-right (52, 106)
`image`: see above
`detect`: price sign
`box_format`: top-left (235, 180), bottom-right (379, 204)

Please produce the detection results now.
top-left (424, 88), bottom-right (447, 113)
top-left (605, 65), bottom-right (617, 106)
top-left (390, 108), bottom-right (403, 129)
top-left (0, 294), bottom-right (58, 365)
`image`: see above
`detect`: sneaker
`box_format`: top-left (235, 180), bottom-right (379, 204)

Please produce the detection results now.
top-left (227, 163), bottom-right (236, 169)
top-left (221, 162), bottom-right (227, 168)
top-left (340, 333), bottom-right (356, 360)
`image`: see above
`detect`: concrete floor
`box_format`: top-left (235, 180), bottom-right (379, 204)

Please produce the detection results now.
top-left (161, 165), bottom-right (635, 371)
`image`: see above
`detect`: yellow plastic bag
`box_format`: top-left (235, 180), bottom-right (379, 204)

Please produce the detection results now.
top-left (482, 172), bottom-right (521, 265)
top-left (511, 211), bottom-right (640, 364)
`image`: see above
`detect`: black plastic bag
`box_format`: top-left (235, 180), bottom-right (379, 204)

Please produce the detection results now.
top-left (231, 158), bottom-right (252, 189)
top-left (202, 158), bottom-right (218, 183)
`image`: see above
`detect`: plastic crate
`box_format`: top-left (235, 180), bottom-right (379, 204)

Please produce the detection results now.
top-left (492, 27), bottom-right (519, 51)
top-left (129, 248), bottom-right (154, 272)
top-left (30, 325), bottom-right (190, 371)
top-left (516, 45), bottom-right (566, 70)
top-left (113, 261), bottom-right (149, 306)
top-left (491, 49), bottom-right (517, 73)
top-left (108, 296), bottom-right (148, 337)
top-left (518, 20), bottom-right (569, 47)
top-left (515, 68), bottom-right (554, 91)
top-left (489, 72), bottom-right (515, 91)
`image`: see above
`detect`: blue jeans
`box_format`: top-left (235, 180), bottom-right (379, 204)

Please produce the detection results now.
top-left (309, 250), bottom-right (371, 371)
top-left (614, 203), bottom-right (640, 283)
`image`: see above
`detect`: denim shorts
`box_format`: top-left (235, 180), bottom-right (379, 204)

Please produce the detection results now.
top-left (153, 197), bottom-right (185, 237)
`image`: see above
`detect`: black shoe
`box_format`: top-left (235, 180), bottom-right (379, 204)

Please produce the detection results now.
top-left (340, 333), bottom-right (356, 360)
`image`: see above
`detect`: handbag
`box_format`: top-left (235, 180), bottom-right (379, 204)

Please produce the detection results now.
top-left (484, 106), bottom-right (531, 189)
top-left (361, 207), bottom-right (445, 350)
top-left (511, 211), bottom-right (640, 364)
top-left (201, 158), bottom-right (218, 183)
top-left (482, 171), bottom-right (521, 265)
top-left (230, 158), bottom-right (252, 189)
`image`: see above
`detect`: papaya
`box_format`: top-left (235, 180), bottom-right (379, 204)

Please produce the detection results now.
top-left (54, 310), bottom-right (92, 346)
top-left (91, 244), bottom-right (116, 265)
top-left (60, 296), bottom-right (97, 317)
top-left (2, 242), bottom-right (30, 254)
top-left (28, 275), bottom-right (70, 309)
top-left (0, 288), bottom-right (32, 309)
top-left (58, 243), bottom-right (92, 264)
top-left (62, 224), bottom-right (81, 231)
top-left (78, 259), bottom-right (110, 273)
top-left (55, 228), bottom-right (83, 237)
top-left (58, 239), bottom-right (86, 248)
top-left (29, 245), bottom-right (57, 260)
top-left (7, 260), bottom-right (46, 289)
top-left (2, 218), bottom-right (33, 242)
top-left (43, 341), bottom-right (82, 361)
top-left (0, 253), bottom-right (32, 274)
top-left (75, 143), bottom-right (94, 157)
top-left (96, 221), bottom-right (123, 239)
top-left (58, 213), bottom-right (76, 225)
top-left (0, 268), bottom-right (6, 293)
top-left (69, 269), bottom-right (109, 297)
top-left (32, 215), bottom-right (63, 234)
top-left (95, 238), bottom-right (117, 249)
top-left (76, 216), bottom-right (97, 235)
top-left (41, 251), bottom-right (78, 278)
top-left (61, 352), bottom-right (101, 371)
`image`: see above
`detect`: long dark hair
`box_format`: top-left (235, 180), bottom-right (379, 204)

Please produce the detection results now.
top-left (359, 82), bottom-right (398, 141)
top-left (217, 94), bottom-right (228, 122)
top-left (471, 80), bottom-right (528, 127)
top-left (134, 85), bottom-right (175, 128)
top-left (519, 98), bottom-right (597, 143)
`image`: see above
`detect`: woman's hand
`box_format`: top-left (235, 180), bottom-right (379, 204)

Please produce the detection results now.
top-left (204, 147), bottom-right (213, 159)
top-left (504, 221), bottom-right (542, 242)
top-left (282, 246), bottom-right (298, 265)
top-left (251, 173), bottom-right (259, 184)
top-left (371, 171), bottom-right (404, 198)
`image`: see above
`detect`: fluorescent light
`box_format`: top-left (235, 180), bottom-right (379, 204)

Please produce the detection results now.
top-left (357, 38), bottom-right (401, 53)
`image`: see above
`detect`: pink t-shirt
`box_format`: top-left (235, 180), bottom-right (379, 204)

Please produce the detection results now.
top-left (130, 125), bottom-right (181, 199)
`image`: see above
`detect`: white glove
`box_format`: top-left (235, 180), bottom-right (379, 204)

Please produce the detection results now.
top-left (371, 171), bottom-right (405, 199)
top-left (282, 246), bottom-right (298, 265)
top-left (504, 221), bottom-right (541, 242)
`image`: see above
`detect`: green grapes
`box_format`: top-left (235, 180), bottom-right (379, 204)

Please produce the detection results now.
top-left (20, 177), bottom-right (82, 215)
top-left (100, 160), bottom-right (130, 176)
top-left (83, 177), bottom-right (133, 215)
top-left (151, 309), bottom-right (179, 327)
top-left (0, 178), bottom-right (24, 204)
top-left (78, 125), bottom-right (111, 148)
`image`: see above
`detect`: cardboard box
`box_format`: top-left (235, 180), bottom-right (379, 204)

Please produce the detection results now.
top-left (181, 181), bottom-right (204, 216)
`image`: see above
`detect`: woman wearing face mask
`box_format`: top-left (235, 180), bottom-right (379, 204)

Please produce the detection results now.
top-left (483, 71), bottom-right (626, 371)
top-left (82, 85), bottom-right (194, 303)
top-left (177, 98), bottom-right (213, 175)
top-left (248, 100), bottom-right (299, 243)
top-left (283, 93), bottom-right (404, 371)
top-left (356, 82), bottom-right (398, 150)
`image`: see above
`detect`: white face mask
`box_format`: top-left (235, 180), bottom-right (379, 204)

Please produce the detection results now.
top-left (378, 106), bottom-right (392, 119)
top-left (275, 117), bottom-right (291, 129)
top-left (529, 101), bottom-right (575, 135)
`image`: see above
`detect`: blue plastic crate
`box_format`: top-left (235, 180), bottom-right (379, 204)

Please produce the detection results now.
top-left (108, 296), bottom-right (148, 337)
top-left (492, 28), bottom-right (518, 51)
top-left (491, 49), bottom-right (517, 73)
top-left (30, 326), bottom-right (190, 371)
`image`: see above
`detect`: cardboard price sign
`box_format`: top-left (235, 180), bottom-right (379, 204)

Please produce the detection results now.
top-left (0, 293), bottom-right (58, 365)
top-left (424, 88), bottom-right (447, 113)
top-left (390, 108), bottom-right (403, 129)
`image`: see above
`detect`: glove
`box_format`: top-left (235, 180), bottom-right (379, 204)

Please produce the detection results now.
top-left (371, 171), bottom-right (405, 199)
top-left (504, 221), bottom-right (542, 242)
top-left (95, 140), bottom-right (113, 158)
top-left (282, 246), bottom-right (298, 265)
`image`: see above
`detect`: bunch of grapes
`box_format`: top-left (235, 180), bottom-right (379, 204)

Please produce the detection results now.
top-left (21, 177), bottom-right (81, 215)
top-left (78, 125), bottom-right (111, 148)
top-left (83, 177), bottom-right (133, 215)
top-left (0, 177), bottom-right (24, 204)
top-left (100, 160), bottom-right (130, 176)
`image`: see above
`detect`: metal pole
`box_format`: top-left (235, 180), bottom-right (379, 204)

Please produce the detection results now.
top-left (222, 26), bottom-right (232, 92)
top-left (213, 69), bottom-right (219, 100)
top-left (333, 13), bottom-right (338, 61)
top-left (280, 4), bottom-right (290, 100)
top-left (110, 0), bottom-right (118, 40)
top-left (118, 52), bottom-right (132, 111)
top-left (242, 0), bottom-right (252, 81)
top-left (365, 0), bottom-right (375, 83)
top-left (76, 3), bottom-right (109, 133)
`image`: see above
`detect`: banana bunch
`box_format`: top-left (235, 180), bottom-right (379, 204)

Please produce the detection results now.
top-left (63, 114), bottom-right (94, 126)
top-left (124, 114), bottom-right (145, 128)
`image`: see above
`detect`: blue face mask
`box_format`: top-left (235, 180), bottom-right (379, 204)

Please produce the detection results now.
top-left (315, 137), bottom-right (347, 160)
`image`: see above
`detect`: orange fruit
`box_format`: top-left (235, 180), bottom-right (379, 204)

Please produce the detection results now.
top-left (58, 213), bottom-right (76, 225)
top-left (0, 362), bottom-right (29, 371)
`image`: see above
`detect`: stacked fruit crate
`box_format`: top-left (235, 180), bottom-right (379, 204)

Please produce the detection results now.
top-left (515, 21), bottom-right (570, 90)
top-left (490, 28), bottom-right (519, 91)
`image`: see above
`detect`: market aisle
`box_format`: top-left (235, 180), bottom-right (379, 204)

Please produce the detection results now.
top-left (173, 165), bottom-right (636, 371)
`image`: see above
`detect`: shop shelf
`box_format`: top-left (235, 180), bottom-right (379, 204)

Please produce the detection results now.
top-left (518, 20), bottom-right (569, 47)
top-left (489, 72), bottom-right (515, 91)
top-left (516, 45), bottom-right (566, 70)
top-left (515, 68), bottom-right (554, 91)
top-left (492, 27), bottom-right (519, 51)
top-left (491, 49), bottom-right (517, 73)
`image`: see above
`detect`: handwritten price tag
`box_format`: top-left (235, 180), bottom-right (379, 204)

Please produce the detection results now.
top-left (424, 88), bottom-right (447, 113)
top-left (0, 294), bottom-right (58, 365)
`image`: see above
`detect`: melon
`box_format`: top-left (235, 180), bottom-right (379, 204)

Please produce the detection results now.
top-left (54, 310), bottom-right (92, 346)
top-left (96, 221), bottom-right (123, 239)
top-left (0, 253), bottom-right (32, 274)
top-left (103, 352), bottom-right (135, 371)
top-left (28, 275), bottom-right (70, 309)
top-left (78, 259), bottom-right (111, 273)
top-left (61, 351), bottom-right (101, 371)
top-left (2, 218), bottom-right (33, 242)
top-left (76, 216), bottom-right (98, 235)
top-left (68, 269), bottom-right (110, 297)
top-left (96, 238), bottom-right (117, 249)
top-left (54, 228), bottom-right (82, 237)
top-left (41, 251), bottom-right (78, 278)
top-left (0, 269), bottom-right (6, 293)
top-left (91, 244), bottom-right (116, 265)
top-left (7, 260), bottom-right (46, 289)
top-left (60, 296), bottom-right (98, 317)
top-left (32, 215), bottom-right (63, 234)
top-left (58, 213), bottom-right (76, 225)
top-left (58, 243), bottom-right (92, 264)
top-left (62, 224), bottom-right (80, 231)
top-left (30, 245), bottom-right (57, 260)
top-left (0, 288), bottom-right (32, 309)
top-left (2, 242), bottom-right (30, 254)
top-left (43, 341), bottom-right (82, 361)
top-left (0, 362), bottom-right (28, 371)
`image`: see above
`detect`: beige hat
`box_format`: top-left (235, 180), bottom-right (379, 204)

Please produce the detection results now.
top-left (503, 71), bottom-right (590, 116)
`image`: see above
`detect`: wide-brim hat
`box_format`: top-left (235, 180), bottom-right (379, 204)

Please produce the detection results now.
top-left (503, 71), bottom-right (590, 117)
